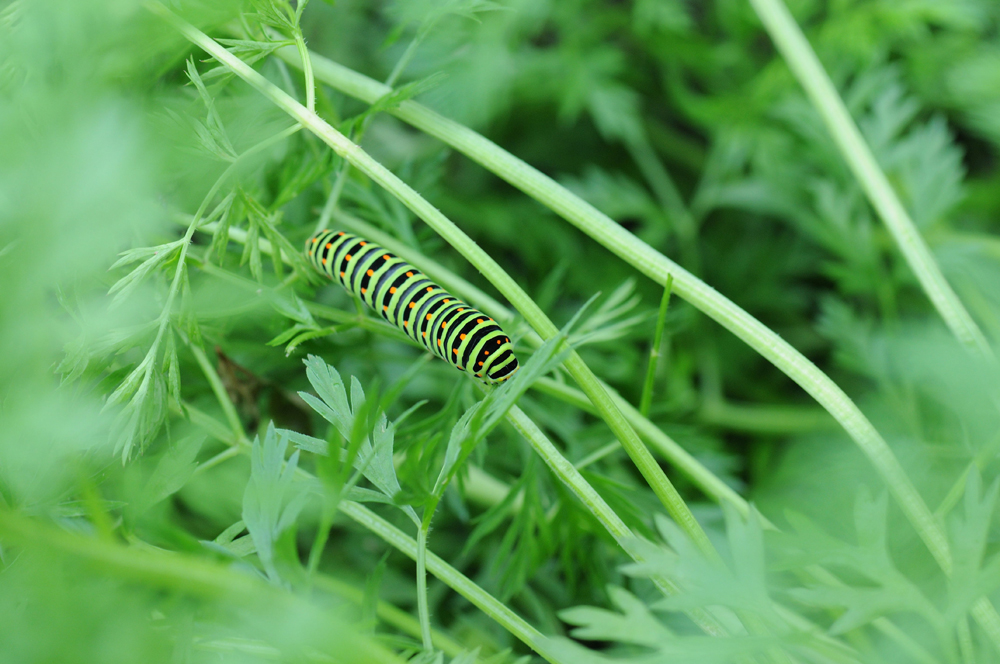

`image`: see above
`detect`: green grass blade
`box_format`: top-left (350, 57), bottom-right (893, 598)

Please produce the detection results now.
top-left (639, 274), bottom-right (673, 418)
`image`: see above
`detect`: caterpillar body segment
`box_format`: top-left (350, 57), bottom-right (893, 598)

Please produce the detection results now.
top-left (306, 230), bottom-right (519, 384)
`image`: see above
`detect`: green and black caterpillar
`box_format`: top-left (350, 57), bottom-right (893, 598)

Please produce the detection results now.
top-left (306, 230), bottom-right (519, 384)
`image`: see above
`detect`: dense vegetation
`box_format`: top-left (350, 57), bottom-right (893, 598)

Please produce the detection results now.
top-left (3, 0), bottom-right (1000, 662)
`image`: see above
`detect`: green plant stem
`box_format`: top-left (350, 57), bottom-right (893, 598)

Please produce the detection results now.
top-left (573, 440), bottom-right (619, 470)
top-left (935, 429), bottom-right (1000, 519)
top-left (111, 120), bottom-right (300, 459)
top-left (698, 399), bottom-right (834, 435)
top-left (266, 41), bottom-right (990, 623)
top-left (292, 29), bottom-right (314, 112)
top-left (640, 275), bottom-right (673, 418)
top-left (958, 617), bottom-right (975, 664)
top-left (385, 31), bottom-right (425, 88)
top-left (189, 343), bottom-right (248, 445)
top-left (536, 377), bottom-right (750, 515)
top-left (193, 445), bottom-right (241, 475)
top-left (416, 520), bottom-right (433, 651)
top-left (175, 400), bottom-right (242, 448)
top-left (626, 138), bottom-right (699, 252)
top-left (184, 252), bottom-right (411, 344)
top-left (745, 0), bottom-right (991, 357)
top-left (305, 492), bottom-right (336, 580)
top-left (153, 4), bottom-right (714, 559)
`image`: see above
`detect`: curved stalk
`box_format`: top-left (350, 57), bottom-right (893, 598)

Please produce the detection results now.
top-left (415, 524), bottom-right (433, 651)
top-left (746, 0), bottom-right (991, 358)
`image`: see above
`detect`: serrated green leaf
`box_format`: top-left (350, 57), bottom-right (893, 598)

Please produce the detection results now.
top-left (243, 422), bottom-right (311, 583)
top-left (561, 585), bottom-right (673, 647)
top-left (298, 355), bottom-right (418, 526)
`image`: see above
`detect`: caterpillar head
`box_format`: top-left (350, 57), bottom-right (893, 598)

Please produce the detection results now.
top-left (482, 337), bottom-right (518, 385)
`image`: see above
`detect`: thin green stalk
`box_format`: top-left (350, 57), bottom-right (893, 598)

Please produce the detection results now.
top-left (111, 120), bottom-right (300, 460)
top-left (305, 492), bottom-right (336, 580)
top-left (416, 521), bottom-right (433, 651)
top-left (268, 42), bottom-right (978, 610)
top-left (186, 248), bottom-right (408, 342)
top-left (698, 399), bottom-right (834, 435)
top-left (745, 0), bottom-right (991, 357)
top-left (574, 379), bottom-right (751, 515)
top-left (193, 445), bottom-right (241, 475)
top-left (958, 617), bottom-right (975, 664)
top-left (626, 138), bottom-right (699, 251)
top-left (935, 429), bottom-right (1000, 519)
top-left (292, 30), bottom-right (314, 112)
top-left (385, 32), bottom-right (425, 88)
top-left (189, 343), bottom-right (248, 445)
top-left (152, 3), bottom-right (715, 559)
top-left (626, 137), bottom-right (725, 422)
top-left (174, 401), bottom-right (241, 448)
top-left (573, 440), bottom-right (619, 470)
top-left (316, 165), bottom-right (348, 232)
top-left (640, 274), bottom-right (673, 418)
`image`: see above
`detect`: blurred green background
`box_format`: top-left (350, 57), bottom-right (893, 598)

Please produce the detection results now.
top-left (3, 0), bottom-right (1000, 662)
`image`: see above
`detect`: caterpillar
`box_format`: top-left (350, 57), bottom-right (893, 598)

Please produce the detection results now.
top-left (306, 230), bottom-right (519, 384)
